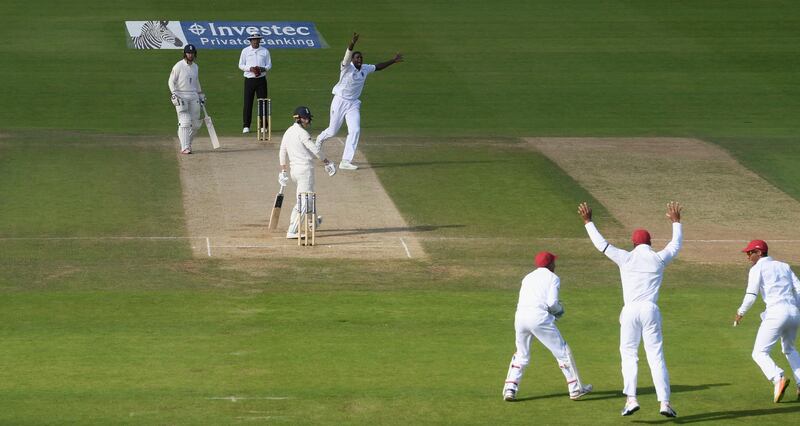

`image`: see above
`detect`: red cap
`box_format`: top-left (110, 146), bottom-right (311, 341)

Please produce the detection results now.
top-left (631, 229), bottom-right (651, 246)
top-left (742, 239), bottom-right (768, 253)
top-left (534, 251), bottom-right (557, 267)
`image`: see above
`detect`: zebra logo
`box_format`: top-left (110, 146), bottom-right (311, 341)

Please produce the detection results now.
top-left (130, 21), bottom-right (184, 49)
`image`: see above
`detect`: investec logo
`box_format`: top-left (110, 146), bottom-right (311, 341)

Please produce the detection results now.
top-left (188, 22), bottom-right (312, 37)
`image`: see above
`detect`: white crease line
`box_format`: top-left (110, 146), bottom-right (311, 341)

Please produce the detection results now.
top-left (400, 237), bottom-right (412, 258)
top-left (207, 396), bottom-right (290, 402)
top-left (206, 237), bottom-right (212, 257)
top-left (237, 416), bottom-right (290, 421)
top-left (0, 236), bottom-right (199, 241)
top-left (212, 244), bottom-right (406, 249)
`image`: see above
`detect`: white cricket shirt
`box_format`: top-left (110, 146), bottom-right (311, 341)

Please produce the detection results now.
top-left (168, 59), bottom-right (202, 100)
top-left (585, 222), bottom-right (682, 305)
top-left (740, 257), bottom-right (800, 313)
top-left (279, 122), bottom-right (323, 169)
top-left (332, 49), bottom-right (376, 100)
top-left (516, 267), bottom-right (560, 313)
top-left (239, 45), bottom-right (272, 78)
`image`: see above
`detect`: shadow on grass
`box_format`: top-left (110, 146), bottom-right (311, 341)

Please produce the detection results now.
top-left (515, 383), bottom-right (731, 403)
top-left (367, 160), bottom-right (503, 169)
top-left (322, 224), bottom-right (466, 237)
top-left (631, 405), bottom-right (800, 424)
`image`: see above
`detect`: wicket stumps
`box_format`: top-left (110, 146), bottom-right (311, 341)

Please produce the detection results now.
top-left (257, 98), bottom-right (271, 141)
top-left (297, 192), bottom-right (316, 246)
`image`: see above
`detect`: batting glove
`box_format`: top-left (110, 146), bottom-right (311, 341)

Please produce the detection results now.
top-left (325, 162), bottom-right (336, 177)
top-left (170, 93), bottom-right (182, 107)
top-left (278, 171), bottom-right (289, 186)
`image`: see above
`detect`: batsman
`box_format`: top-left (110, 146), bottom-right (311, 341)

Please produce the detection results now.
top-left (502, 251), bottom-right (593, 402)
top-left (168, 44), bottom-right (205, 154)
top-left (278, 106), bottom-right (336, 239)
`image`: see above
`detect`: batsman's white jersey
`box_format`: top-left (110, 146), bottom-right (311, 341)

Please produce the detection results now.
top-left (503, 267), bottom-right (589, 398)
top-left (168, 59), bottom-right (203, 151)
top-left (584, 222), bottom-right (682, 402)
top-left (279, 122), bottom-right (324, 236)
top-left (737, 256), bottom-right (800, 384)
top-left (315, 49), bottom-right (377, 163)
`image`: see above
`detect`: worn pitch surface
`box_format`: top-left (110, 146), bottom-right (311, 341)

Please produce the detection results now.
top-left (179, 135), bottom-right (425, 260)
top-left (526, 137), bottom-right (800, 264)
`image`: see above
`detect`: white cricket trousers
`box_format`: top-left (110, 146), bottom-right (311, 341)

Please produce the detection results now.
top-left (752, 303), bottom-right (800, 383)
top-left (287, 165), bottom-right (316, 236)
top-left (315, 95), bottom-right (361, 162)
top-left (504, 310), bottom-right (586, 395)
top-left (174, 98), bottom-right (201, 151)
top-left (619, 301), bottom-right (670, 401)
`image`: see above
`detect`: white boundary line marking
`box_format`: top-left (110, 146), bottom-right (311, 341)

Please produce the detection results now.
top-left (206, 237), bottom-right (212, 257)
top-left (400, 237), bottom-right (412, 258)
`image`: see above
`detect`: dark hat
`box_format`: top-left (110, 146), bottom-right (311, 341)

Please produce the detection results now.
top-left (247, 33), bottom-right (263, 40)
top-left (183, 44), bottom-right (197, 54)
top-left (293, 106), bottom-right (313, 120)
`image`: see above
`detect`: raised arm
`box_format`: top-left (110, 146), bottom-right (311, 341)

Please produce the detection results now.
top-left (341, 32), bottom-right (359, 68)
top-left (375, 53), bottom-right (404, 71)
top-left (579, 202), bottom-right (609, 252)
top-left (657, 201), bottom-right (683, 264)
top-left (578, 202), bottom-right (626, 264)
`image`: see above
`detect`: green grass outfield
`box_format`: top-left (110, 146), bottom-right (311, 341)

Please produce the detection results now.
top-left (1, 0), bottom-right (800, 424)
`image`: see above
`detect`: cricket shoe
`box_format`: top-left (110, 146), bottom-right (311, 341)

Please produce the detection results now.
top-left (503, 388), bottom-right (516, 402)
top-left (773, 376), bottom-right (789, 403)
top-left (621, 399), bottom-right (640, 416)
top-left (286, 232), bottom-right (299, 239)
top-left (339, 160), bottom-right (358, 170)
top-left (242, 127), bottom-right (250, 134)
top-left (180, 148), bottom-right (192, 154)
top-left (569, 384), bottom-right (593, 400)
top-left (659, 403), bottom-right (677, 418)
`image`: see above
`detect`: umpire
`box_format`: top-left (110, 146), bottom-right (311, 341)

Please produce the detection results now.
top-left (238, 32), bottom-right (272, 133)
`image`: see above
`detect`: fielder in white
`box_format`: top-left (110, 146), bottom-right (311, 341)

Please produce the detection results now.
top-left (733, 239), bottom-right (800, 403)
top-left (315, 32), bottom-right (403, 170)
top-left (168, 44), bottom-right (205, 154)
top-left (278, 106), bottom-right (336, 239)
top-left (502, 251), bottom-right (593, 402)
top-left (578, 201), bottom-right (682, 418)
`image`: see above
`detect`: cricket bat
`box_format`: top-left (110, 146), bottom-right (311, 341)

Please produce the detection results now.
top-left (267, 185), bottom-right (285, 230)
top-left (202, 105), bottom-right (221, 149)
